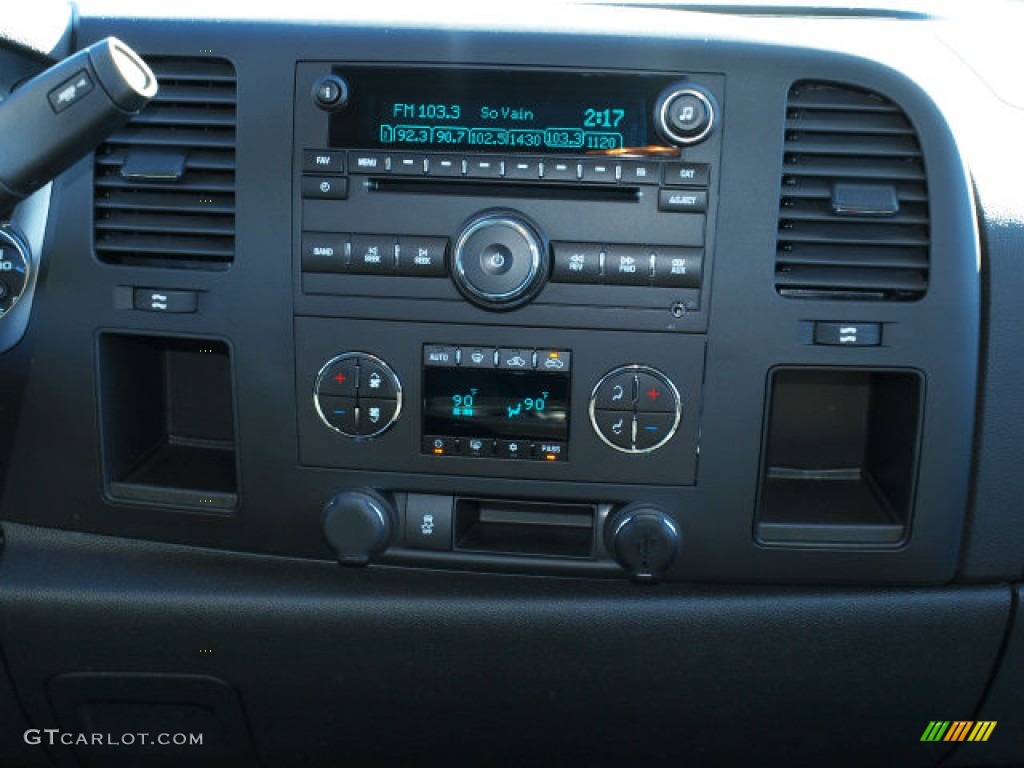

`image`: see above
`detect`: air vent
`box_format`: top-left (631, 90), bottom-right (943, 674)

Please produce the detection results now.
top-left (94, 56), bottom-right (236, 269)
top-left (776, 81), bottom-right (929, 300)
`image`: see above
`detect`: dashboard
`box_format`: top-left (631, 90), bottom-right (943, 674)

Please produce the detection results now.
top-left (0, 2), bottom-right (1022, 766)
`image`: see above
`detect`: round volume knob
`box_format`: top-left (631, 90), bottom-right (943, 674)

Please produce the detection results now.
top-left (605, 503), bottom-right (680, 582)
top-left (655, 85), bottom-right (716, 146)
top-left (322, 489), bottom-right (397, 566)
top-left (452, 210), bottom-right (549, 310)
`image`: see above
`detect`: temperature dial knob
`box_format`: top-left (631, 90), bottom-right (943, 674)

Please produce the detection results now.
top-left (605, 503), bottom-right (680, 582)
top-left (0, 227), bottom-right (30, 318)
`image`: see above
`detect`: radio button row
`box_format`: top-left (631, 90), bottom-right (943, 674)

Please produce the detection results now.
top-left (302, 233), bottom-right (449, 277)
top-left (551, 241), bottom-right (704, 289)
top-left (422, 436), bottom-right (566, 461)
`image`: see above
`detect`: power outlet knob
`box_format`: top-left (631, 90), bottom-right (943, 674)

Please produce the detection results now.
top-left (605, 503), bottom-right (680, 582)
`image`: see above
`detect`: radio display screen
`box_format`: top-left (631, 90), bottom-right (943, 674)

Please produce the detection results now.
top-left (422, 367), bottom-right (570, 441)
top-left (329, 67), bottom-right (678, 154)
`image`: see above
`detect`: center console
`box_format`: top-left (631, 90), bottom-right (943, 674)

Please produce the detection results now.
top-left (292, 63), bottom-right (724, 578)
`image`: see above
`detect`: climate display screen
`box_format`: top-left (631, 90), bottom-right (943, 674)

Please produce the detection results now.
top-left (330, 67), bottom-right (677, 154)
top-left (422, 368), bottom-right (570, 441)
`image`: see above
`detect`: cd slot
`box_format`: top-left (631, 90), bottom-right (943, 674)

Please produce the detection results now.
top-left (369, 177), bottom-right (640, 202)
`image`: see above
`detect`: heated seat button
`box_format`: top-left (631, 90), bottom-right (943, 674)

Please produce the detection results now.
top-left (349, 235), bottom-right (395, 274)
top-left (396, 237), bottom-right (447, 277)
top-left (318, 358), bottom-right (359, 397)
top-left (358, 359), bottom-right (399, 398)
top-left (552, 242), bottom-right (602, 284)
top-left (357, 398), bottom-right (399, 436)
top-left (636, 372), bottom-right (677, 413)
top-left (318, 396), bottom-right (358, 434)
top-left (634, 412), bottom-right (678, 451)
top-left (593, 371), bottom-right (635, 410)
top-left (593, 410), bottom-right (634, 451)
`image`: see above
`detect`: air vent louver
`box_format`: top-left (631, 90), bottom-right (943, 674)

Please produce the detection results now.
top-left (776, 82), bottom-right (929, 300)
top-left (94, 57), bottom-right (236, 269)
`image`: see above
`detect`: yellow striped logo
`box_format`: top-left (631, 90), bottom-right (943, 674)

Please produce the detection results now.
top-left (920, 721), bottom-right (997, 742)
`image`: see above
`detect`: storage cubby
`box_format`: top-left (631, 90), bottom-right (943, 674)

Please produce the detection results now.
top-left (756, 368), bottom-right (922, 545)
top-left (99, 334), bottom-right (237, 510)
